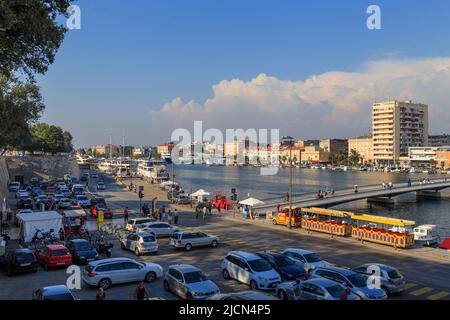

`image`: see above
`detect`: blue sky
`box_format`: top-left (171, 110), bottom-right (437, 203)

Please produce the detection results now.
top-left (37, 0), bottom-right (450, 147)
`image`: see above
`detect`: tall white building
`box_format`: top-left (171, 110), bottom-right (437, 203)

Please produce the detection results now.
top-left (372, 100), bottom-right (428, 165)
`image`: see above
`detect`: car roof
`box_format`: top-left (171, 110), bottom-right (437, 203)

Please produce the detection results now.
top-left (135, 232), bottom-right (156, 237)
top-left (89, 257), bottom-right (133, 267)
top-left (47, 244), bottom-right (68, 250)
top-left (41, 285), bottom-right (72, 295)
top-left (228, 251), bottom-right (261, 261)
top-left (69, 239), bottom-right (89, 244)
top-left (284, 248), bottom-right (314, 255)
top-left (238, 291), bottom-right (277, 300)
top-left (315, 266), bottom-right (354, 276)
top-left (13, 248), bottom-right (34, 254)
top-left (257, 251), bottom-right (284, 259)
top-left (132, 217), bottom-right (154, 222)
top-left (169, 264), bottom-right (200, 273)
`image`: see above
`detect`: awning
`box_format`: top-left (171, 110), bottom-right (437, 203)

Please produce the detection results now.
top-left (239, 197), bottom-right (265, 207)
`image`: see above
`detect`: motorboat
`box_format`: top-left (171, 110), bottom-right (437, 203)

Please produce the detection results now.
top-left (413, 225), bottom-right (439, 246)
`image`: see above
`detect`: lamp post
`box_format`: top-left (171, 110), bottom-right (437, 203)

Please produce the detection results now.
top-left (288, 144), bottom-right (293, 229)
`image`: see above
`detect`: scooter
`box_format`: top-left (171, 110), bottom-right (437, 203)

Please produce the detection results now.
top-left (95, 236), bottom-right (113, 257)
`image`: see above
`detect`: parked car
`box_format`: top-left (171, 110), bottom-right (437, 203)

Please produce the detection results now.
top-left (169, 231), bottom-right (219, 251)
top-left (351, 263), bottom-right (405, 296)
top-left (137, 222), bottom-right (180, 237)
top-left (35, 195), bottom-right (49, 209)
top-left (59, 187), bottom-right (72, 198)
top-left (82, 257), bottom-right (163, 289)
top-left (46, 187), bottom-right (58, 196)
top-left (58, 198), bottom-right (72, 209)
top-left (32, 285), bottom-right (76, 300)
top-left (17, 195), bottom-right (33, 209)
top-left (8, 181), bottom-right (21, 192)
top-left (65, 239), bottom-right (98, 265)
top-left (221, 251), bottom-right (281, 290)
top-left (311, 267), bottom-right (387, 300)
top-left (167, 190), bottom-right (181, 200)
top-left (74, 194), bottom-right (91, 208)
top-left (31, 187), bottom-right (44, 198)
top-left (256, 252), bottom-right (306, 281)
top-left (125, 218), bottom-right (156, 232)
top-left (163, 264), bottom-right (219, 300)
top-left (71, 184), bottom-right (85, 196)
top-left (53, 194), bottom-right (65, 205)
top-left (281, 248), bottom-right (330, 271)
top-left (207, 290), bottom-right (277, 300)
top-left (16, 189), bottom-right (29, 199)
top-left (0, 248), bottom-right (38, 276)
top-left (96, 181), bottom-right (106, 190)
top-left (276, 278), bottom-right (360, 300)
top-left (120, 232), bottom-right (158, 256)
top-left (91, 172), bottom-right (99, 179)
top-left (173, 194), bottom-right (191, 204)
top-left (35, 245), bottom-right (72, 270)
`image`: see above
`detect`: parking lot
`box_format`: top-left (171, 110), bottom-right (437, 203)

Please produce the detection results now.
top-left (1, 170), bottom-right (450, 300)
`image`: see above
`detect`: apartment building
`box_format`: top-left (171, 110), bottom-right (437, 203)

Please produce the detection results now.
top-left (348, 136), bottom-right (373, 164)
top-left (372, 100), bottom-right (428, 165)
top-left (301, 146), bottom-right (330, 164)
top-left (429, 134), bottom-right (450, 147)
top-left (319, 138), bottom-right (348, 154)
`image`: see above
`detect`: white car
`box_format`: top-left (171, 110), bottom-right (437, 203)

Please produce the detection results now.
top-left (137, 222), bottom-right (180, 238)
top-left (281, 248), bottom-right (330, 271)
top-left (120, 232), bottom-right (158, 255)
top-left (58, 198), bottom-right (72, 209)
top-left (74, 195), bottom-right (91, 208)
top-left (96, 182), bottom-right (105, 190)
top-left (221, 251), bottom-right (281, 290)
top-left (82, 258), bottom-right (163, 290)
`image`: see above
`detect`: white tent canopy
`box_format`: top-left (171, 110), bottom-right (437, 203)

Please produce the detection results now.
top-left (191, 189), bottom-right (211, 197)
top-left (239, 197), bottom-right (265, 207)
top-left (160, 180), bottom-right (178, 186)
top-left (16, 211), bottom-right (62, 242)
top-left (63, 209), bottom-right (86, 218)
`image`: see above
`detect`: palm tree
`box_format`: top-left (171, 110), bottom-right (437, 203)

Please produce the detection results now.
top-left (348, 149), bottom-right (361, 166)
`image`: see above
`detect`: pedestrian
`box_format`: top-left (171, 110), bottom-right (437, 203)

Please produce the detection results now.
top-left (382, 182), bottom-right (386, 189)
top-left (208, 202), bottom-right (212, 216)
top-left (202, 205), bottom-right (207, 219)
top-left (354, 185), bottom-right (358, 193)
top-left (331, 188), bottom-right (335, 196)
top-left (285, 192), bottom-right (290, 202)
top-left (74, 217), bottom-right (81, 233)
top-left (340, 287), bottom-right (352, 300)
top-left (123, 207), bottom-right (129, 224)
top-left (134, 281), bottom-right (150, 300)
top-left (167, 210), bottom-right (172, 224)
top-left (174, 209), bottom-right (179, 224)
top-left (407, 178), bottom-right (412, 187)
top-left (276, 203), bottom-right (280, 213)
top-left (158, 208), bottom-right (162, 221)
top-left (65, 216), bottom-right (71, 228)
top-left (59, 227), bottom-right (65, 241)
top-left (96, 288), bottom-right (106, 300)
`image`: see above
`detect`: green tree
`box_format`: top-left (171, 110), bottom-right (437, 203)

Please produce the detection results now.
top-left (0, 77), bottom-right (44, 155)
top-left (28, 123), bottom-right (72, 154)
top-left (0, 0), bottom-right (72, 80)
top-left (63, 131), bottom-right (73, 153)
top-left (348, 149), bottom-right (362, 166)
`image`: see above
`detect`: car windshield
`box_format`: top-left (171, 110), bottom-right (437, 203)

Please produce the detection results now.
top-left (184, 271), bottom-right (208, 284)
top-left (171, 233), bottom-right (181, 239)
top-left (326, 284), bottom-right (345, 298)
top-left (44, 293), bottom-right (74, 300)
top-left (387, 269), bottom-right (402, 279)
top-left (347, 273), bottom-right (368, 287)
top-left (52, 249), bottom-right (70, 256)
top-left (248, 258), bottom-right (272, 272)
top-left (74, 242), bottom-right (91, 251)
top-left (304, 253), bottom-right (322, 263)
top-left (273, 255), bottom-right (295, 267)
top-left (16, 253), bottom-right (35, 263)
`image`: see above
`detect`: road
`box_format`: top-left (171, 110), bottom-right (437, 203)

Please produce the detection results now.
top-left (1, 170), bottom-right (449, 300)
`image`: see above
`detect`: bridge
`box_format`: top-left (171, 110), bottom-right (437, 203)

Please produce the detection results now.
top-left (254, 178), bottom-right (450, 210)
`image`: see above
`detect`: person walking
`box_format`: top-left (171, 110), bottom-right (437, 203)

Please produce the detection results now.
top-left (167, 210), bottom-right (173, 224)
top-left (202, 205), bottom-right (207, 220)
top-left (174, 209), bottom-right (179, 224)
top-left (208, 202), bottom-right (212, 216)
top-left (195, 207), bottom-right (199, 219)
top-left (96, 288), bottom-right (106, 300)
top-left (407, 178), bottom-right (412, 187)
top-left (123, 207), bottom-right (129, 224)
top-left (134, 281), bottom-right (150, 300)
top-left (158, 208), bottom-right (162, 221)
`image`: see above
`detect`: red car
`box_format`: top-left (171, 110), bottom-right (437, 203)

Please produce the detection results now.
top-left (90, 203), bottom-right (113, 218)
top-left (35, 245), bottom-right (72, 270)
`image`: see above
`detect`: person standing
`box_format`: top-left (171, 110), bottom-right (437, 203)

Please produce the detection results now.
top-left (202, 205), bottom-right (207, 220)
top-left (134, 281), bottom-right (150, 300)
top-left (96, 288), bottom-right (106, 300)
top-left (208, 202), bottom-right (212, 216)
top-left (123, 207), bottom-right (129, 224)
top-left (74, 217), bottom-right (81, 234)
top-left (167, 210), bottom-right (172, 224)
top-left (174, 209), bottom-right (179, 224)
top-left (407, 178), bottom-right (412, 187)
top-left (158, 208), bottom-right (162, 221)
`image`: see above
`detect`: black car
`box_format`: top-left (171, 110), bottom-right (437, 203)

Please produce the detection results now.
top-left (65, 239), bottom-right (98, 265)
top-left (31, 187), bottom-right (43, 198)
top-left (256, 252), bottom-right (306, 281)
top-left (17, 195), bottom-right (33, 209)
top-left (0, 249), bottom-right (38, 276)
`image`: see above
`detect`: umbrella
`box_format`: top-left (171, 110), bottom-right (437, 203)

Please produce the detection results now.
top-left (191, 189), bottom-right (211, 197)
top-left (239, 197), bottom-right (265, 207)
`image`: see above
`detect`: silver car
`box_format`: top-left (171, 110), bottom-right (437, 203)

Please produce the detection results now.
top-left (58, 198), bottom-right (72, 209)
top-left (137, 222), bottom-right (180, 238)
top-left (207, 290), bottom-right (277, 300)
top-left (281, 248), bottom-right (330, 271)
top-left (169, 231), bottom-right (219, 251)
top-left (82, 257), bottom-right (163, 289)
top-left (163, 264), bottom-right (219, 300)
top-left (351, 263), bottom-right (405, 295)
top-left (311, 267), bottom-right (387, 300)
top-left (276, 278), bottom-right (360, 300)
top-left (120, 232), bottom-right (158, 255)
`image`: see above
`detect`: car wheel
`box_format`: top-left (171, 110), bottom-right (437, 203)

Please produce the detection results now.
top-left (222, 269), bottom-right (230, 280)
top-left (185, 243), bottom-right (192, 251)
top-left (145, 271), bottom-right (157, 283)
top-left (211, 240), bottom-right (218, 248)
top-left (381, 286), bottom-right (390, 296)
top-left (98, 278), bottom-right (111, 290)
top-left (278, 290), bottom-right (288, 300)
top-left (250, 280), bottom-right (258, 290)
top-left (135, 248), bottom-right (140, 256)
top-left (186, 292), bottom-right (193, 300)
top-left (163, 280), bottom-right (171, 292)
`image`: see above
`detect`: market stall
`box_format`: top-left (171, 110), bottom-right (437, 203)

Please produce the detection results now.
top-left (16, 211), bottom-right (62, 243)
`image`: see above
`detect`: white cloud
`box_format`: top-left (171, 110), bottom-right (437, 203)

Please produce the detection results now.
top-left (149, 57), bottom-right (450, 143)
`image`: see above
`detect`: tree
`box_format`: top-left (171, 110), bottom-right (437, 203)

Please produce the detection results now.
top-left (0, 76), bottom-right (44, 155)
top-left (63, 131), bottom-right (73, 153)
top-left (348, 149), bottom-right (362, 166)
top-left (0, 0), bottom-right (72, 80)
top-left (27, 123), bottom-right (72, 154)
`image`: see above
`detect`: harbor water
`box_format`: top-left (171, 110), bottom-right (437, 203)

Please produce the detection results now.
top-left (172, 164), bottom-right (450, 238)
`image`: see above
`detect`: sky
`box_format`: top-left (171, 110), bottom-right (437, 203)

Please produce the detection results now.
top-left (37, 0), bottom-right (450, 148)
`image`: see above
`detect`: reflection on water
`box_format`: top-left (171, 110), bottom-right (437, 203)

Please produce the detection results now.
top-left (173, 165), bottom-right (450, 238)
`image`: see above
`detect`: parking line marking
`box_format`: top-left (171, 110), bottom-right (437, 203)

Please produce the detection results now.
top-left (410, 287), bottom-right (433, 296)
top-left (427, 291), bottom-right (450, 300)
top-left (405, 283), bottom-right (417, 290)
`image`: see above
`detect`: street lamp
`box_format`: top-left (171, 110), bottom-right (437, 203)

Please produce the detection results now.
top-left (287, 138), bottom-right (294, 229)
